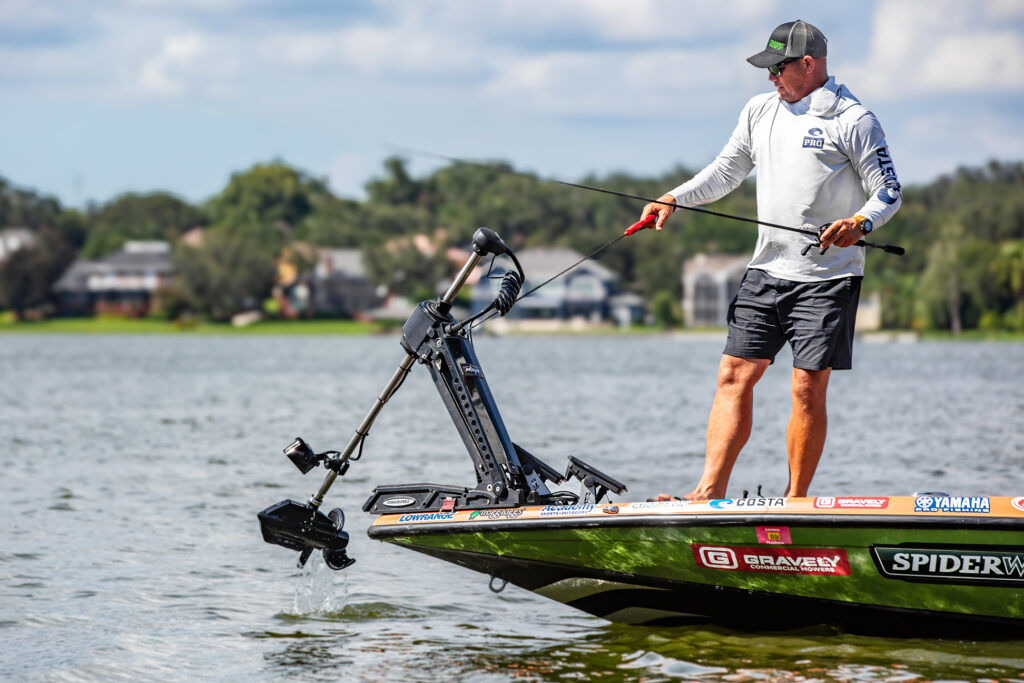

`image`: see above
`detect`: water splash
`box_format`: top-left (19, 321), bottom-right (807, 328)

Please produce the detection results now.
top-left (290, 555), bottom-right (349, 615)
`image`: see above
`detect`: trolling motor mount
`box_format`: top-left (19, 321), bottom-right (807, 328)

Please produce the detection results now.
top-left (258, 226), bottom-right (627, 571)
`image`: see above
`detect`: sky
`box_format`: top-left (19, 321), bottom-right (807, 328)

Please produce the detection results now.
top-left (2, 0), bottom-right (1023, 209)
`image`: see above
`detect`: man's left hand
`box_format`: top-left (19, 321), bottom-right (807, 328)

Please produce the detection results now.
top-left (818, 217), bottom-right (864, 249)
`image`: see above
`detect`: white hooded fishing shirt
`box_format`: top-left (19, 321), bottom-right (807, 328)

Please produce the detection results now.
top-left (668, 76), bottom-right (902, 281)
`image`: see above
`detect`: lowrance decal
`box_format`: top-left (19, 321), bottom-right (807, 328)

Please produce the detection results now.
top-left (814, 496), bottom-right (889, 509)
top-left (692, 544), bottom-right (850, 576)
top-left (539, 504), bottom-right (594, 517)
top-left (468, 508), bottom-right (524, 521)
top-left (397, 512), bottom-right (455, 522)
top-left (872, 547), bottom-right (1024, 586)
top-left (914, 496), bottom-right (990, 513)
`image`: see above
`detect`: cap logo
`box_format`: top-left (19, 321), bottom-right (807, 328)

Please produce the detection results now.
top-left (768, 39), bottom-right (786, 50)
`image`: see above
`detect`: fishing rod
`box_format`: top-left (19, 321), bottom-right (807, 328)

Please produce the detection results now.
top-left (391, 146), bottom-right (906, 256)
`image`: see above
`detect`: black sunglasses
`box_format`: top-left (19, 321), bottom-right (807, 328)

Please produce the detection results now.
top-left (768, 57), bottom-right (801, 77)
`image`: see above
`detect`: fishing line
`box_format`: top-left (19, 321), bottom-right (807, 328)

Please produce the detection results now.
top-left (389, 145), bottom-right (906, 255)
top-left (468, 231), bottom-right (631, 331)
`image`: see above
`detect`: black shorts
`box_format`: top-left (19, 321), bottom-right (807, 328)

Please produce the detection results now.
top-left (723, 268), bottom-right (862, 371)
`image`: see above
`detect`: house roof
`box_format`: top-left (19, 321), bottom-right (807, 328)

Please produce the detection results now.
top-left (54, 241), bottom-right (173, 293)
top-left (316, 248), bottom-right (367, 278)
top-left (491, 247), bottom-right (618, 282)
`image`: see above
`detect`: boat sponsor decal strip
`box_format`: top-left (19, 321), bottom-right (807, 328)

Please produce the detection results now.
top-left (914, 496), bottom-right (990, 514)
top-left (468, 508), bottom-right (525, 521)
top-left (397, 512), bottom-right (455, 522)
top-left (756, 526), bottom-right (792, 545)
top-left (539, 504), bottom-right (594, 517)
top-left (692, 544), bottom-right (850, 576)
top-left (814, 496), bottom-right (889, 509)
top-left (872, 546), bottom-right (1024, 586)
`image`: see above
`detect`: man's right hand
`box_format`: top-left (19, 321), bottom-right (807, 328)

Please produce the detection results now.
top-left (641, 194), bottom-right (677, 231)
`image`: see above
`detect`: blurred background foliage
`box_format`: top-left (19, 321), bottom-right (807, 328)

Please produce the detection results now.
top-left (1, 157), bottom-right (1022, 331)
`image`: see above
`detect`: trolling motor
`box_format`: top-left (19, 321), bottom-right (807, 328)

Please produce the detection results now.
top-left (258, 227), bottom-right (627, 570)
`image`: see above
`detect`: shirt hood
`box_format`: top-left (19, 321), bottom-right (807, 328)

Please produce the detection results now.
top-left (783, 76), bottom-right (861, 118)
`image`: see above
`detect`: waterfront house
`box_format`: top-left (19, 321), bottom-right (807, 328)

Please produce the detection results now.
top-left (470, 247), bottom-right (629, 326)
top-left (54, 241), bottom-right (174, 316)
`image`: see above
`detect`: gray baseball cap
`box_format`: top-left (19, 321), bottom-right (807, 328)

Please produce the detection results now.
top-left (747, 20), bottom-right (827, 68)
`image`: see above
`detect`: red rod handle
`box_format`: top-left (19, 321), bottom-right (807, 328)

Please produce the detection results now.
top-left (624, 214), bottom-right (657, 236)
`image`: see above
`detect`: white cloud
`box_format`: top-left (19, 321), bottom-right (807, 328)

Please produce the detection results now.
top-left (846, 0), bottom-right (1024, 99)
top-left (137, 31), bottom-right (239, 97)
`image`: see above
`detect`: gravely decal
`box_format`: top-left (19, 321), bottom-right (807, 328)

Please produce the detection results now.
top-left (693, 544), bottom-right (850, 575)
top-left (872, 547), bottom-right (1024, 586)
top-left (814, 496), bottom-right (889, 509)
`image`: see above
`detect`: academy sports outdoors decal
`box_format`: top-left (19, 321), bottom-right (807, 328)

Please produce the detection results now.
top-left (468, 509), bottom-right (524, 521)
top-left (539, 504), bottom-right (594, 517)
top-left (872, 547), bottom-right (1024, 587)
top-left (814, 497), bottom-right (889, 509)
top-left (692, 544), bottom-right (850, 576)
top-left (914, 496), bottom-right (990, 514)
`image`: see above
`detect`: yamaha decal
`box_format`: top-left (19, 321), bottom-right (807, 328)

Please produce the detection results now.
top-left (914, 496), bottom-right (990, 513)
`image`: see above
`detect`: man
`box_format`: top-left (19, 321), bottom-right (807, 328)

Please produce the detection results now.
top-left (642, 20), bottom-right (902, 501)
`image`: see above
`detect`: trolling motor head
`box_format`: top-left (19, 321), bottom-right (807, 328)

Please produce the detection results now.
top-left (258, 437), bottom-right (356, 569)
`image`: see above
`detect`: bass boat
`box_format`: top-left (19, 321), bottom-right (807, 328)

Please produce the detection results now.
top-left (258, 226), bottom-right (1024, 637)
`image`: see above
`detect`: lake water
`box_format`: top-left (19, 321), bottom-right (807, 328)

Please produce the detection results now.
top-left (2, 333), bottom-right (1023, 681)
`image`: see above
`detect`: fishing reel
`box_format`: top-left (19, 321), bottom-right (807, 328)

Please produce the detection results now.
top-left (257, 437), bottom-right (355, 570)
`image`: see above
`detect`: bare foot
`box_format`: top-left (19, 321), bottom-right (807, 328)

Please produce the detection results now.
top-left (652, 492), bottom-right (709, 502)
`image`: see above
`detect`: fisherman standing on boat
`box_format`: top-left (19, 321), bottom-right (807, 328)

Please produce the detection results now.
top-left (641, 20), bottom-right (902, 501)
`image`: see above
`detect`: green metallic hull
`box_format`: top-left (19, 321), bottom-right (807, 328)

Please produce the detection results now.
top-left (369, 497), bottom-right (1024, 635)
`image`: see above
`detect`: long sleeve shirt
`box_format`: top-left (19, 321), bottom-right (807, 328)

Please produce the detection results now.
top-left (667, 76), bottom-right (902, 281)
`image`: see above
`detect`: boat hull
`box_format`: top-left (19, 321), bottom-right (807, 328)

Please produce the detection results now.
top-left (368, 496), bottom-right (1024, 636)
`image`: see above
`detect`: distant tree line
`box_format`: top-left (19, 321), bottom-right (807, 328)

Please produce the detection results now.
top-left (0, 158), bottom-right (1022, 331)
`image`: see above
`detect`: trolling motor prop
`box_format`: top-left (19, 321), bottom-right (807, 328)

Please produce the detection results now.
top-left (258, 227), bottom-right (628, 570)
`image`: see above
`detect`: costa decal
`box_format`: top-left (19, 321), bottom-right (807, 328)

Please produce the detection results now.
top-left (539, 504), bottom-right (594, 517)
top-left (914, 496), bottom-right (990, 514)
top-left (693, 544), bottom-right (850, 576)
top-left (709, 498), bottom-right (786, 509)
top-left (756, 526), bottom-right (792, 545)
top-left (468, 508), bottom-right (524, 521)
top-left (382, 496), bottom-right (416, 508)
top-left (872, 547), bottom-right (1024, 586)
top-left (814, 496), bottom-right (889, 510)
top-left (397, 512), bottom-right (455, 522)
top-left (1011, 497), bottom-right (1024, 512)
top-left (802, 137), bottom-right (824, 149)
